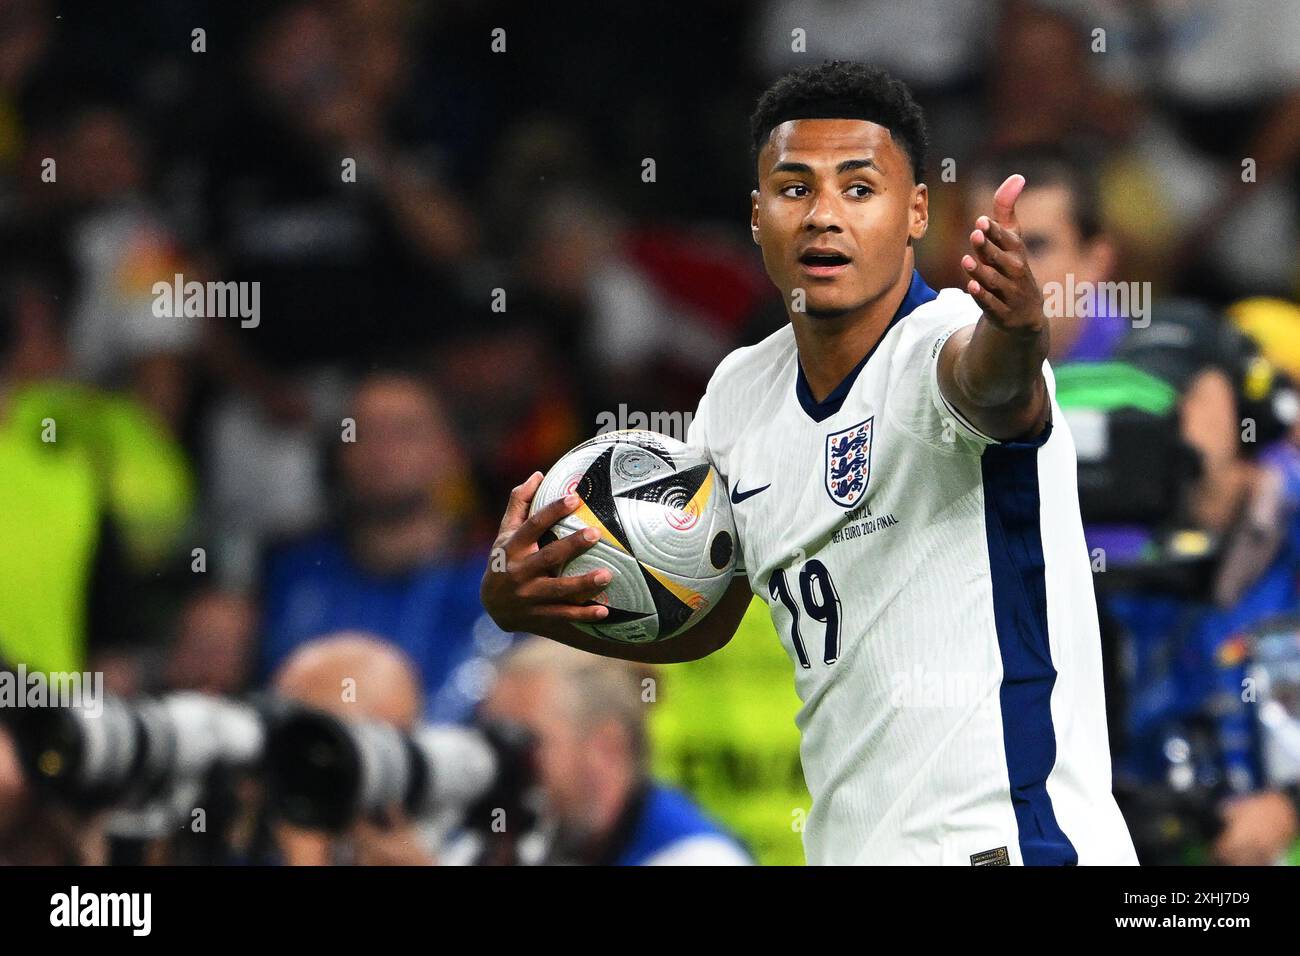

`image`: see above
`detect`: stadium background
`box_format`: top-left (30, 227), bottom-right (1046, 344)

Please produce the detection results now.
top-left (0, 0), bottom-right (1298, 865)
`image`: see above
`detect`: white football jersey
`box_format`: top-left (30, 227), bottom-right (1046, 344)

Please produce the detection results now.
top-left (687, 271), bottom-right (1138, 866)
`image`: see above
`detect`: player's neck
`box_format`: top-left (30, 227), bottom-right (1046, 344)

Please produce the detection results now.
top-left (790, 263), bottom-right (915, 403)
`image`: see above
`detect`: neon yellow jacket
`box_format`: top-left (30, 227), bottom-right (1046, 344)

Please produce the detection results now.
top-left (0, 382), bottom-right (193, 671)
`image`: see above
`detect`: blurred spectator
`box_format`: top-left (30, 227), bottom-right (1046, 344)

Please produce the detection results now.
top-left (206, 0), bottom-right (477, 368)
top-left (58, 105), bottom-right (198, 434)
top-left (984, 2), bottom-right (1103, 154)
top-left (1213, 298), bottom-right (1300, 608)
top-left (273, 630), bottom-right (422, 741)
top-left (751, 0), bottom-right (994, 162)
top-left (482, 636), bottom-right (752, 865)
top-left (432, 320), bottom-right (585, 520)
top-left (163, 589), bottom-right (258, 696)
top-left (967, 148), bottom-right (1121, 363)
top-left (1137, 0), bottom-right (1299, 299)
top-left (257, 370), bottom-right (506, 721)
top-left (1036, 0), bottom-right (1300, 301)
top-left (0, 257), bottom-right (194, 678)
top-left (513, 184), bottom-right (731, 414)
top-left (196, 0), bottom-right (485, 580)
top-left (439, 132), bottom-right (751, 507)
top-left (753, 0), bottom-right (991, 91)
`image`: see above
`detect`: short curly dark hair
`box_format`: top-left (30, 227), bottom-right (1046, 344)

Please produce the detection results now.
top-left (750, 61), bottom-right (929, 184)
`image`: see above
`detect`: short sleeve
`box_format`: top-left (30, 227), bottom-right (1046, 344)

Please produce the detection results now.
top-left (927, 324), bottom-right (1002, 447)
top-left (686, 387), bottom-right (711, 453)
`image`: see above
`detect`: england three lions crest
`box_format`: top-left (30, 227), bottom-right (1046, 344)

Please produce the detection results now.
top-left (825, 417), bottom-right (874, 508)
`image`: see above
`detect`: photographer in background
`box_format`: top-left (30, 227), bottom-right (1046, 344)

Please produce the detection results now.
top-left (1204, 299), bottom-right (1300, 865)
top-left (268, 631), bottom-right (435, 866)
top-left (481, 637), bottom-right (752, 866)
top-left (0, 722), bottom-right (109, 865)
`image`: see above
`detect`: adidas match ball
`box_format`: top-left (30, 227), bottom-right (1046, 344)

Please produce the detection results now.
top-left (530, 430), bottom-right (738, 644)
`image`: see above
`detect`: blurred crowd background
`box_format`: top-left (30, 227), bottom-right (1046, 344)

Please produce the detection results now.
top-left (1, 0), bottom-right (1299, 865)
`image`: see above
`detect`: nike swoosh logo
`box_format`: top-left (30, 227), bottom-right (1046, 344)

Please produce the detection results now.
top-left (730, 481), bottom-right (771, 504)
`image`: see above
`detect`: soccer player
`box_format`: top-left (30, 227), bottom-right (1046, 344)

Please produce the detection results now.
top-left (481, 61), bottom-right (1138, 865)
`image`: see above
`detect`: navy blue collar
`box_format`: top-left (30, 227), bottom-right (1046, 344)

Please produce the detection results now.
top-left (795, 269), bottom-right (938, 423)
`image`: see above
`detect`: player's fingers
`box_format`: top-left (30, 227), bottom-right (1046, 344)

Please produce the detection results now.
top-left (532, 602), bottom-right (612, 624)
top-left (961, 254), bottom-right (1012, 300)
top-left (969, 226), bottom-right (1014, 271)
top-left (969, 226), bottom-right (1002, 268)
top-left (966, 279), bottom-right (1011, 319)
top-left (992, 174), bottom-right (1025, 232)
top-left (978, 216), bottom-right (1024, 255)
top-left (522, 526), bottom-right (603, 576)
top-left (498, 472), bottom-right (544, 539)
top-left (521, 569), bottom-right (612, 603)
top-left (509, 492), bottom-right (583, 552)
top-left (971, 227), bottom-right (1030, 288)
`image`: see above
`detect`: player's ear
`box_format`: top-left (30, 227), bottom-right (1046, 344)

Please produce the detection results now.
top-left (909, 183), bottom-right (929, 241)
top-left (750, 189), bottom-right (761, 245)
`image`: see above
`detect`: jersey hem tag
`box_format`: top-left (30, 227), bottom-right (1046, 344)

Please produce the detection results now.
top-left (970, 846), bottom-right (1011, 866)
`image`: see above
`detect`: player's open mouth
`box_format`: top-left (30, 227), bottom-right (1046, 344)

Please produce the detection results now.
top-left (798, 249), bottom-right (852, 277)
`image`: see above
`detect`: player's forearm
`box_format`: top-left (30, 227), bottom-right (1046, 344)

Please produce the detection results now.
top-left (956, 317), bottom-right (1048, 410)
top-left (532, 580), bottom-right (750, 664)
top-left (941, 320), bottom-right (1049, 441)
top-left (535, 618), bottom-right (727, 664)
top-left (951, 178), bottom-right (1052, 439)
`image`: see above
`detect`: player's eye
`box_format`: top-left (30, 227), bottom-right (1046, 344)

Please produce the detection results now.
top-left (780, 183), bottom-right (810, 199)
top-left (846, 183), bottom-right (874, 199)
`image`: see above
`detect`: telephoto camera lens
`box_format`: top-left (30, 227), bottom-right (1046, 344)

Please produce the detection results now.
top-left (5, 692), bottom-right (266, 810)
top-left (265, 707), bottom-right (524, 831)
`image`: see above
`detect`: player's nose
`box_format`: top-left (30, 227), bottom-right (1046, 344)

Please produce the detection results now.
top-left (802, 191), bottom-right (842, 231)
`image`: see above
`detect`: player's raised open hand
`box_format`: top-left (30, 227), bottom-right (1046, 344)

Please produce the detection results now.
top-left (939, 172), bottom-right (1050, 441)
top-left (961, 174), bottom-right (1044, 335)
top-left (480, 472), bottom-right (612, 633)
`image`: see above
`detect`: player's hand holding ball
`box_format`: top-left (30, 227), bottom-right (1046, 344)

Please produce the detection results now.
top-left (481, 431), bottom-right (737, 644)
top-left (479, 473), bottom-right (614, 638)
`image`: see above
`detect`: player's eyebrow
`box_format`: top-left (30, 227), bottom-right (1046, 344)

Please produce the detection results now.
top-left (770, 158), bottom-right (881, 176)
